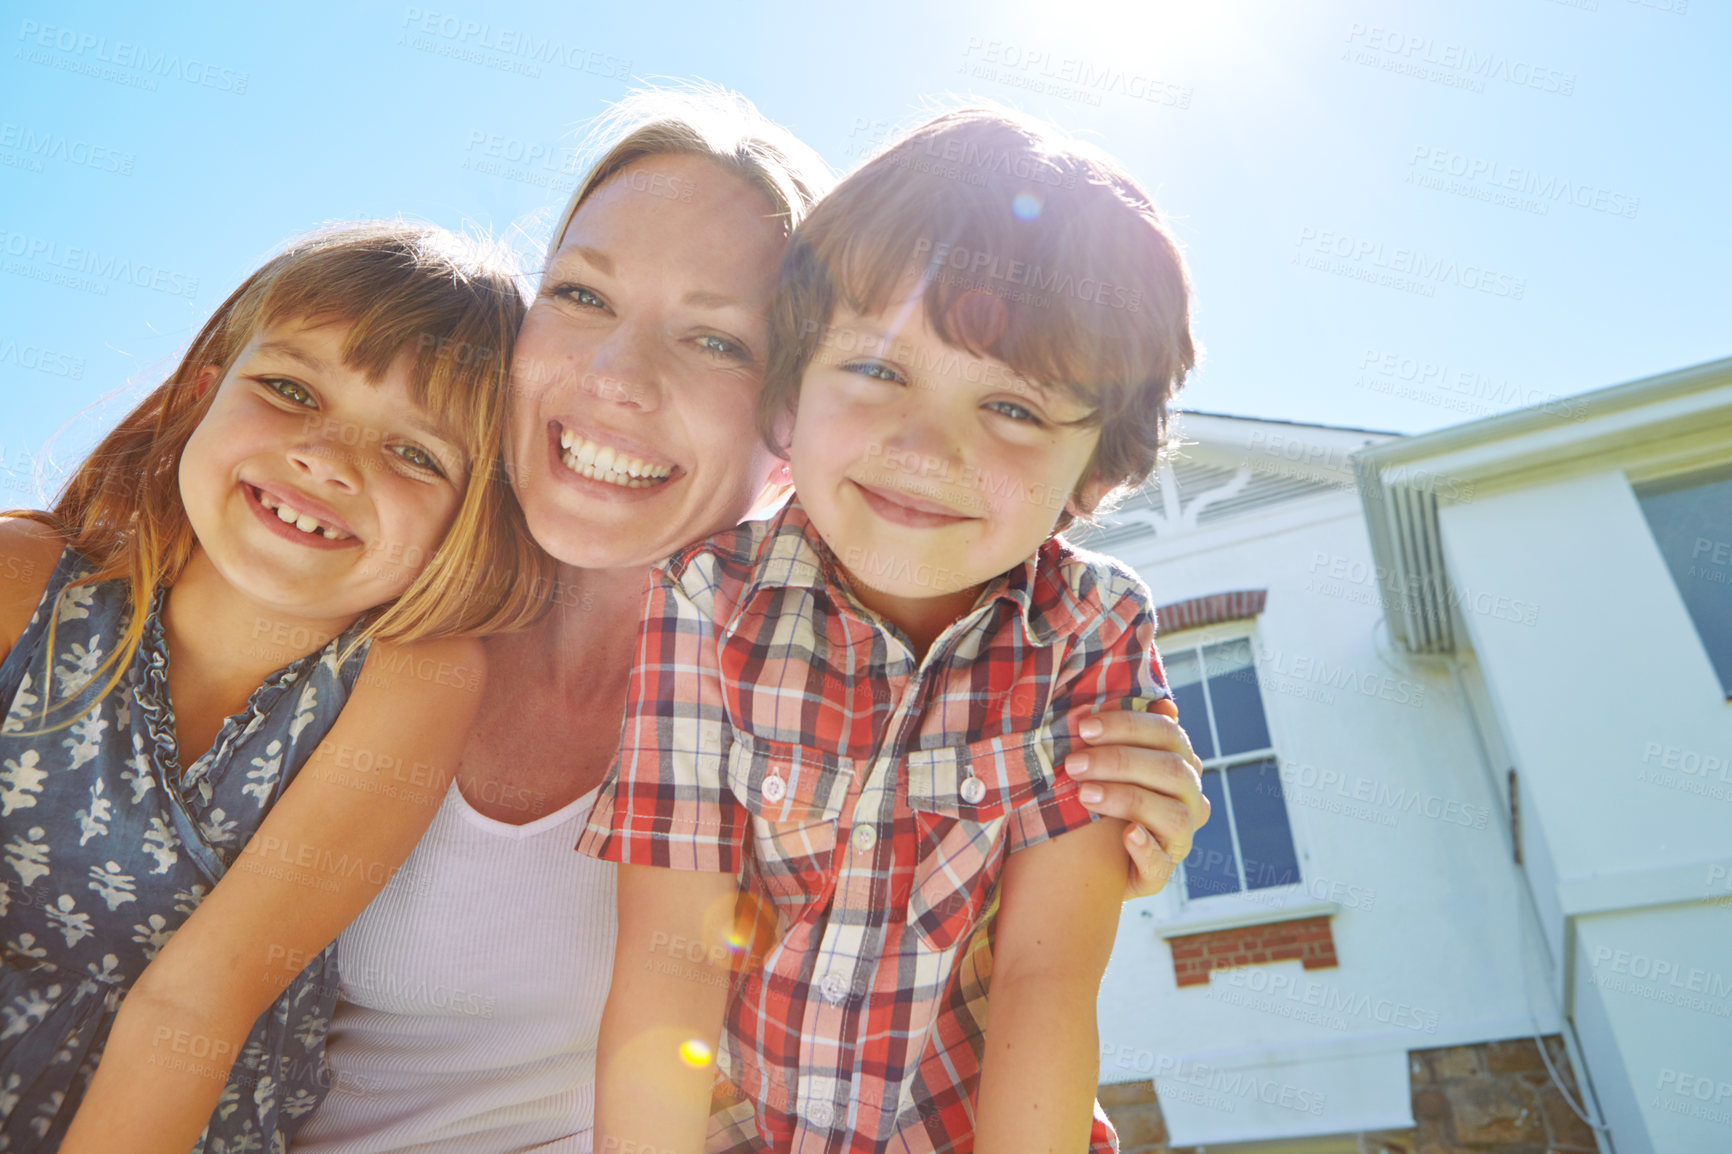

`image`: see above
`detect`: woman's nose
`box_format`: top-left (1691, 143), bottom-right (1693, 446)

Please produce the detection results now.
top-left (582, 325), bottom-right (661, 412)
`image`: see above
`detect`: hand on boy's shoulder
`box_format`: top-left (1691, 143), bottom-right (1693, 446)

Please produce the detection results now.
top-left (0, 515), bottom-right (68, 655)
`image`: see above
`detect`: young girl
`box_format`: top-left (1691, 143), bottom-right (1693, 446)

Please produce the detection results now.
top-left (0, 223), bottom-right (549, 1153)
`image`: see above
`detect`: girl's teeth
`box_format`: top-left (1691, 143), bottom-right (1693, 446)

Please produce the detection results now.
top-left (260, 489), bottom-right (347, 538)
top-left (576, 441), bottom-right (597, 467)
top-left (593, 445), bottom-right (616, 472)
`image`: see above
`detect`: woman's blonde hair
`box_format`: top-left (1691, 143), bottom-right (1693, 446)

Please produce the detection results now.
top-left (547, 83), bottom-right (836, 268)
top-left (10, 222), bottom-right (552, 723)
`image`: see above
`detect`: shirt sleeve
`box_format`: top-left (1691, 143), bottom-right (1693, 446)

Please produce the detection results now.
top-left (1004, 573), bottom-right (1167, 855)
top-left (574, 562), bottom-right (749, 872)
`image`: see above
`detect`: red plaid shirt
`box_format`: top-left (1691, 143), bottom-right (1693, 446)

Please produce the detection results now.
top-left (578, 496), bottom-right (1166, 1153)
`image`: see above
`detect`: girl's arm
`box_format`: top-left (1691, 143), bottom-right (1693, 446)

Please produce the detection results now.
top-left (58, 633), bottom-right (487, 1154)
top-left (972, 814), bottom-right (1128, 1154)
top-left (597, 863), bottom-right (737, 1154)
top-left (0, 516), bottom-right (65, 658)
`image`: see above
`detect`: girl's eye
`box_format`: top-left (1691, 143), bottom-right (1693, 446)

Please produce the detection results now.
top-left (695, 333), bottom-right (746, 360)
top-left (391, 443), bottom-right (445, 477)
top-left (554, 284), bottom-right (606, 310)
top-left (986, 399), bottom-right (1044, 425)
top-left (261, 377), bottom-right (315, 407)
top-left (844, 361), bottom-right (905, 385)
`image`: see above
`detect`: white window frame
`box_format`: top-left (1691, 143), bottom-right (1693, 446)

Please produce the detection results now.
top-left (1157, 619), bottom-right (1313, 920)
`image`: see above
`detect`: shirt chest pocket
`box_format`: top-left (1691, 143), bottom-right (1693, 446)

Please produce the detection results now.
top-left (903, 729), bottom-right (1059, 951)
top-left (725, 731), bottom-right (853, 922)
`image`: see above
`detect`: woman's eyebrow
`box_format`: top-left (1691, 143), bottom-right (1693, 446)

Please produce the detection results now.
top-left (552, 245), bottom-right (612, 275)
top-left (682, 290), bottom-right (742, 310)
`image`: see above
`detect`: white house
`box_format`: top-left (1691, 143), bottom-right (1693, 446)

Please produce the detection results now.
top-left (1089, 356), bottom-right (1732, 1153)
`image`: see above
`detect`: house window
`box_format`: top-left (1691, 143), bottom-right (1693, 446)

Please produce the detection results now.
top-left (1166, 637), bottom-right (1301, 900)
top-left (1636, 467), bottom-right (1732, 698)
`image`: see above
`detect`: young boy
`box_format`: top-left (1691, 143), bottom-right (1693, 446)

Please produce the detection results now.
top-left (579, 108), bottom-right (1196, 1154)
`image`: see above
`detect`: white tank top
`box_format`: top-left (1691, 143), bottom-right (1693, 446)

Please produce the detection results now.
top-left (291, 778), bottom-right (615, 1154)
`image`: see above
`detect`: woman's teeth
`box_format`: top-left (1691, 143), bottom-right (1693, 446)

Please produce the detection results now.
top-left (558, 428), bottom-right (673, 489)
top-left (257, 489), bottom-right (351, 540)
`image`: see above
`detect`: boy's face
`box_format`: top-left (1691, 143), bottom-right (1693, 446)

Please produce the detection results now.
top-left (789, 298), bottom-right (1100, 635)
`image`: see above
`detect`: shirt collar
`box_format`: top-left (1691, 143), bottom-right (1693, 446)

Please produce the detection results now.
top-left (733, 493), bottom-right (1068, 649)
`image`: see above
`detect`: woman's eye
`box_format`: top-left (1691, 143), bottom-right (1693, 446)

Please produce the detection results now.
top-left (554, 284), bottom-right (606, 309)
top-left (844, 361), bottom-right (905, 385)
top-left (986, 400), bottom-right (1043, 425)
top-left (392, 443), bottom-right (445, 476)
top-left (695, 333), bottom-right (747, 360)
top-left (261, 377), bottom-right (315, 407)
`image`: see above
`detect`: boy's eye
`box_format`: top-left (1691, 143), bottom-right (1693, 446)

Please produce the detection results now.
top-left (261, 377), bottom-right (315, 407)
top-left (985, 399), bottom-right (1044, 425)
top-left (392, 443), bottom-right (445, 477)
top-left (844, 361), bottom-right (905, 385)
top-left (553, 284), bottom-right (606, 309)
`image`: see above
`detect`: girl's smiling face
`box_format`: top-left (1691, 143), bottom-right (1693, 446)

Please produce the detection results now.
top-left (505, 153), bottom-right (788, 571)
top-left (179, 318), bottom-right (468, 622)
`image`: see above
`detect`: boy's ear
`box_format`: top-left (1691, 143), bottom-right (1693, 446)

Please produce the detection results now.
top-left (1064, 474), bottom-right (1109, 520)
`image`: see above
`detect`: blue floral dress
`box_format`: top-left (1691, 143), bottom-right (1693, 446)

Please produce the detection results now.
top-left (0, 548), bottom-right (370, 1152)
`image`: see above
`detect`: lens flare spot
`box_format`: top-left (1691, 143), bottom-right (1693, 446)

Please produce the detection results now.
top-left (679, 1039), bottom-right (713, 1068)
top-left (1012, 192), bottom-right (1043, 221)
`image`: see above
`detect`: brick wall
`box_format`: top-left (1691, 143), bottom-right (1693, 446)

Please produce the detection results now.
top-left (1155, 588), bottom-right (1267, 634)
top-left (1168, 915), bottom-right (1339, 988)
top-left (1098, 1035), bottom-right (1602, 1153)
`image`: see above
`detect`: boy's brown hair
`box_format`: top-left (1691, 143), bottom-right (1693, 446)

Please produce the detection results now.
top-left (758, 106), bottom-right (1195, 529)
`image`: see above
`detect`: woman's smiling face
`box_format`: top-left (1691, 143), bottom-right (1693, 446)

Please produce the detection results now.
top-left (506, 153), bottom-right (787, 570)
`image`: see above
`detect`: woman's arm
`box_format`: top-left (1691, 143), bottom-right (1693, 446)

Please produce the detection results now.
top-left (1070, 700), bottom-right (1211, 900)
top-left (58, 633), bottom-right (486, 1154)
top-left (973, 815), bottom-right (1128, 1153)
top-left (597, 863), bottom-right (737, 1154)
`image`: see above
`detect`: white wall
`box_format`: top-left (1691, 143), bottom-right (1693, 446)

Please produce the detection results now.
top-left (1098, 490), bottom-right (1558, 1144)
top-left (1437, 469), bottom-right (1732, 1154)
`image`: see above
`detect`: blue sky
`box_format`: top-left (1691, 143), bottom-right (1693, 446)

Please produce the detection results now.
top-left (3, 0), bottom-right (1727, 499)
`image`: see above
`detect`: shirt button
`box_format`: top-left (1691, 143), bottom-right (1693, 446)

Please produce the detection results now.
top-left (761, 774), bottom-right (786, 804)
top-left (853, 825), bottom-right (876, 853)
top-left (810, 1102), bottom-right (834, 1127)
top-left (960, 775), bottom-right (987, 804)
top-left (820, 971), bottom-right (848, 1004)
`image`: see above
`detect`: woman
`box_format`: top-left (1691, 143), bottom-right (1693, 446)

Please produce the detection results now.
top-left (291, 87), bottom-right (1207, 1154)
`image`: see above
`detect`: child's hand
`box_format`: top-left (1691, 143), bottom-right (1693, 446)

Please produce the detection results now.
top-left (1064, 700), bottom-right (1208, 901)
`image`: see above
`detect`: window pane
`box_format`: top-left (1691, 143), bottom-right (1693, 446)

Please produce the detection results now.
top-left (1163, 648), bottom-right (1215, 761)
top-left (1637, 472), bottom-right (1732, 697)
top-left (1228, 759), bottom-right (1301, 891)
top-left (1183, 770), bottom-right (1241, 898)
top-left (1203, 639), bottom-right (1272, 756)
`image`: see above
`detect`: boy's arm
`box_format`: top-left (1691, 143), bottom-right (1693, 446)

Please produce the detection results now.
top-left (973, 814), bottom-right (1126, 1153)
top-left (581, 559), bottom-right (752, 1153)
top-left (598, 863), bottom-right (737, 1154)
top-left (59, 634), bottom-right (484, 1154)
